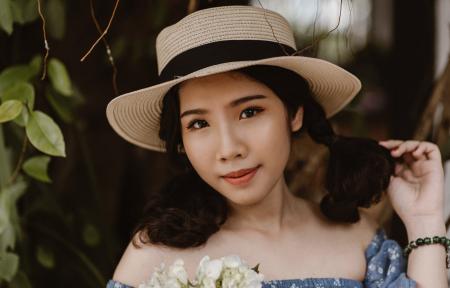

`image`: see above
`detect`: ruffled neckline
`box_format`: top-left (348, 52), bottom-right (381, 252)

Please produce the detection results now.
top-left (262, 277), bottom-right (363, 287)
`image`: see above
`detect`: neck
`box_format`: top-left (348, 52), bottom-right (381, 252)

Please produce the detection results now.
top-left (224, 176), bottom-right (308, 234)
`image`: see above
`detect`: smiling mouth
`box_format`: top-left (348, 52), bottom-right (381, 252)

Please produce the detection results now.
top-left (221, 165), bottom-right (260, 186)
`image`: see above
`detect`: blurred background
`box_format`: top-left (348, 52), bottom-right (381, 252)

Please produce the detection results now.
top-left (0, 0), bottom-right (449, 287)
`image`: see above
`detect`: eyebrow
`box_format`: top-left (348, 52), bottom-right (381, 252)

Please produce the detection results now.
top-left (180, 95), bottom-right (267, 119)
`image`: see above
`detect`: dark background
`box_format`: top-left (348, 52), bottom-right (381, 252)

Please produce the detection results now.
top-left (0, 0), bottom-right (449, 287)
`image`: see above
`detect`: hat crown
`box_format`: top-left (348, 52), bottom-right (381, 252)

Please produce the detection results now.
top-left (155, 5), bottom-right (297, 75)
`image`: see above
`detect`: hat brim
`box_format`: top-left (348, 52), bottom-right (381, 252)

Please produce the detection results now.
top-left (106, 55), bottom-right (361, 152)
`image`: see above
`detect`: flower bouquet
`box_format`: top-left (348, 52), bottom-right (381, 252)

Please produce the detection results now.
top-left (138, 254), bottom-right (264, 288)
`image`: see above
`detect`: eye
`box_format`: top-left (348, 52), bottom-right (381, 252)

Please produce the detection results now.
top-left (240, 107), bottom-right (264, 119)
top-left (187, 119), bottom-right (208, 130)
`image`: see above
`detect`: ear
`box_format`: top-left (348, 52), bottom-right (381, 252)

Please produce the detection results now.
top-left (290, 106), bottom-right (303, 132)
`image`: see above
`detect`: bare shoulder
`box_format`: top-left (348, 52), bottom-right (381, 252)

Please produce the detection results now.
top-left (305, 200), bottom-right (380, 250)
top-left (112, 232), bottom-right (171, 287)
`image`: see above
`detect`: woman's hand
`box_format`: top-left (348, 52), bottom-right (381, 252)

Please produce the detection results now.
top-left (377, 139), bottom-right (445, 231)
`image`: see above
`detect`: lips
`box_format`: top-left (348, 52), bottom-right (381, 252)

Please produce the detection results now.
top-left (222, 166), bottom-right (260, 178)
top-left (221, 165), bottom-right (260, 186)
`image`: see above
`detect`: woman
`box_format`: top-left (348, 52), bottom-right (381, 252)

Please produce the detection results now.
top-left (105, 5), bottom-right (448, 288)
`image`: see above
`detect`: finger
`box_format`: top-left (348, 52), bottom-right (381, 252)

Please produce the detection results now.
top-left (420, 142), bottom-right (442, 161)
top-left (411, 143), bottom-right (428, 160)
top-left (378, 139), bottom-right (404, 149)
top-left (390, 140), bottom-right (421, 157)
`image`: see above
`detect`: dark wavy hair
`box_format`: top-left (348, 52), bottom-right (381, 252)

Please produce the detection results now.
top-left (132, 65), bottom-right (396, 249)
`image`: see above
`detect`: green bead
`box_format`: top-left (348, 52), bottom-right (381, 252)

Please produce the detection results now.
top-left (445, 238), bottom-right (450, 246)
top-left (440, 236), bottom-right (446, 244)
top-left (433, 236), bottom-right (440, 243)
top-left (424, 237), bottom-right (431, 245)
top-left (416, 238), bottom-right (424, 245)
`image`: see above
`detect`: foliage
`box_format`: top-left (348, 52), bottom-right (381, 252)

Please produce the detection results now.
top-left (0, 51), bottom-right (70, 284)
top-left (0, 0), bottom-right (108, 286)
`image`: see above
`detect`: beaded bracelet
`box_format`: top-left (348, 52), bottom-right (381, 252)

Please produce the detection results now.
top-left (403, 236), bottom-right (450, 268)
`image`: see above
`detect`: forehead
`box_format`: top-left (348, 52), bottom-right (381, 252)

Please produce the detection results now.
top-left (178, 71), bottom-right (275, 106)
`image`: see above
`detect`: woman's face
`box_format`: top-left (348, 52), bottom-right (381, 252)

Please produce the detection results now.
top-left (178, 71), bottom-right (303, 206)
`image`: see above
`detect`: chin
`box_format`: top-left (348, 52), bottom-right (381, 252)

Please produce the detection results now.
top-left (222, 187), bottom-right (270, 206)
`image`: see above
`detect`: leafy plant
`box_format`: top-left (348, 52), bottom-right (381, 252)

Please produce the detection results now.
top-left (0, 51), bottom-right (68, 283)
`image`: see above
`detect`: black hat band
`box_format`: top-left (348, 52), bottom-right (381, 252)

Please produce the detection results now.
top-left (158, 40), bottom-right (296, 83)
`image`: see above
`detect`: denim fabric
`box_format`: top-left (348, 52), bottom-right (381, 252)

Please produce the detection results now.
top-left (106, 228), bottom-right (417, 288)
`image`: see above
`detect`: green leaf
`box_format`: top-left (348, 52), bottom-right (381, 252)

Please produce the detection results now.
top-left (29, 54), bottom-right (42, 76)
top-left (0, 100), bottom-right (23, 123)
top-left (0, 0), bottom-right (13, 35)
top-left (10, 0), bottom-right (38, 25)
top-left (12, 105), bottom-right (29, 127)
top-left (10, 3), bottom-right (23, 24)
top-left (2, 81), bottom-right (35, 109)
top-left (45, 87), bottom-right (73, 123)
top-left (0, 180), bottom-right (27, 252)
top-left (48, 58), bottom-right (72, 97)
top-left (45, 0), bottom-right (65, 39)
top-left (10, 271), bottom-right (32, 288)
top-left (252, 263), bottom-right (260, 273)
top-left (25, 110), bottom-right (66, 157)
top-left (0, 65), bottom-right (35, 94)
top-left (82, 224), bottom-right (100, 247)
top-left (0, 252), bottom-right (19, 282)
top-left (36, 245), bottom-right (55, 269)
top-left (0, 125), bottom-right (13, 189)
top-left (22, 155), bottom-right (51, 183)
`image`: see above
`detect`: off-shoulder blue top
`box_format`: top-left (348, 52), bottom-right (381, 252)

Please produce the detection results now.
top-left (106, 228), bottom-right (417, 288)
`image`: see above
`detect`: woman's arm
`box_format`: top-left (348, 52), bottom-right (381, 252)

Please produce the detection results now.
top-left (406, 216), bottom-right (448, 287)
top-left (378, 140), bottom-right (448, 288)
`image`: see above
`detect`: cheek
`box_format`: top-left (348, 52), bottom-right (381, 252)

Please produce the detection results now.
top-left (182, 133), bottom-right (216, 179)
top-left (248, 113), bottom-right (291, 161)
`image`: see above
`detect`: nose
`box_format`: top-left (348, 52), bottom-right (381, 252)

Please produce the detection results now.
top-left (216, 123), bottom-right (247, 162)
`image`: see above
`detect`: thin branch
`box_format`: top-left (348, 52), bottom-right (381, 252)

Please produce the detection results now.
top-left (256, 0), bottom-right (291, 56)
top-left (7, 134), bottom-right (28, 185)
top-left (80, 0), bottom-right (120, 62)
top-left (30, 222), bottom-right (106, 287)
top-left (345, 0), bottom-right (357, 58)
top-left (311, 0), bottom-right (320, 56)
top-left (293, 0), bottom-right (344, 56)
top-left (89, 0), bottom-right (119, 95)
top-left (36, 0), bottom-right (50, 80)
top-left (413, 57), bottom-right (450, 141)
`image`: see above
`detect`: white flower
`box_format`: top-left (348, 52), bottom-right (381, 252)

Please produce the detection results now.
top-left (139, 263), bottom-right (167, 288)
top-left (245, 269), bottom-right (265, 288)
top-left (197, 277), bottom-right (217, 288)
top-left (217, 255), bottom-right (264, 288)
top-left (168, 259), bottom-right (189, 285)
top-left (194, 255), bottom-right (224, 287)
top-left (139, 254), bottom-right (264, 288)
top-left (139, 260), bottom-right (189, 288)
top-left (222, 255), bottom-right (243, 269)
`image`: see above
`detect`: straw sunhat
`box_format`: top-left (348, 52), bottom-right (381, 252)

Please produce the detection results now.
top-left (106, 5), bottom-right (361, 152)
